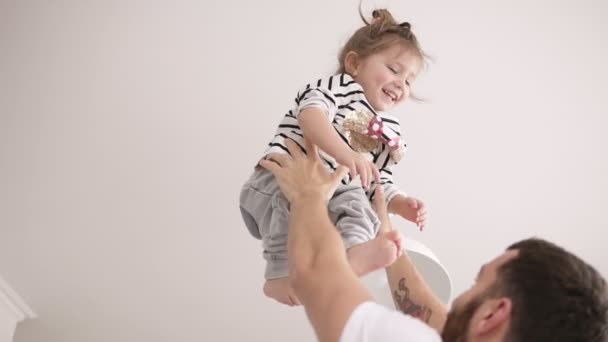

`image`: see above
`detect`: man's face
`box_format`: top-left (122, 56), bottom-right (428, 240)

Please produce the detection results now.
top-left (441, 250), bottom-right (518, 342)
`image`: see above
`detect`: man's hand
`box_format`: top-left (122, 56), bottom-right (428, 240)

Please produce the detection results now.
top-left (259, 139), bottom-right (349, 204)
top-left (261, 139), bottom-right (375, 342)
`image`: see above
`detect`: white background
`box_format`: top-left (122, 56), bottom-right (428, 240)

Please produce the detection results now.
top-left (1, 0), bottom-right (607, 341)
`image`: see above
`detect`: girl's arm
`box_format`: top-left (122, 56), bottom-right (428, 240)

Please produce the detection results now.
top-left (298, 108), bottom-right (379, 189)
top-left (298, 107), bottom-right (351, 162)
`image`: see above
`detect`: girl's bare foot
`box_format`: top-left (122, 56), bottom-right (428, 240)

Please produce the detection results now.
top-left (347, 230), bottom-right (401, 276)
top-left (263, 277), bottom-right (301, 306)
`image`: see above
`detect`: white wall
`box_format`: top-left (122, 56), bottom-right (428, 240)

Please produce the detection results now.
top-left (0, 314), bottom-right (15, 342)
top-left (0, 276), bottom-right (35, 342)
top-left (1, 0), bottom-right (607, 341)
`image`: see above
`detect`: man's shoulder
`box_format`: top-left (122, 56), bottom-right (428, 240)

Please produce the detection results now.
top-left (340, 301), bottom-right (442, 342)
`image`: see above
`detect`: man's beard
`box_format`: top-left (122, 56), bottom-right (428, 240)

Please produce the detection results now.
top-left (441, 295), bottom-right (485, 342)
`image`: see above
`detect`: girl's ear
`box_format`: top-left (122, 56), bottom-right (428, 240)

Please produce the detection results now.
top-left (344, 51), bottom-right (361, 76)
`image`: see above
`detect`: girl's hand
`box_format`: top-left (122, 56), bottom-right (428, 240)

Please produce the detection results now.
top-left (399, 196), bottom-right (427, 230)
top-left (335, 149), bottom-right (380, 190)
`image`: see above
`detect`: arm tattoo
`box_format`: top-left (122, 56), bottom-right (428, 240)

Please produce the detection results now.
top-left (392, 277), bottom-right (433, 323)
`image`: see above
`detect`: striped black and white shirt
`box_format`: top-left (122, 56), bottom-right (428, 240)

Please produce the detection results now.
top-left (263, 73), bottom-right (407, 204)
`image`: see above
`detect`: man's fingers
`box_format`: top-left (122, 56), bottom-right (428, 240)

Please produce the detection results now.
top-left (418, 213), bottom-right (427, 229)
top-left (349, 162), bottom-right (357, 179)
top-left (373, 185), bottom-right (389, 219)
top-left (372, 164), bottom-right (381, 184)
top-left (284, 139), bottom-right (305, 159)
top-left (259, 159), bottom-right (282, 174)
top-left (377, 215), bottom-right (392, 233)
top-left (360, 164), bottom-right (369, 190)
top-left (374, 184), bottom-right (386, 203)
top-left (334, 165), bottom-right (349, 182)
top-left (303, 137), bottom-right (320, 162)
top-left (418, 220), bottom-right (426, 231)
top-left (265, 153), bottom-right (291, 167)
top-left (417, 212), bottom-right (426, 224)
top-left (394, 233), bottom-right (404, 254)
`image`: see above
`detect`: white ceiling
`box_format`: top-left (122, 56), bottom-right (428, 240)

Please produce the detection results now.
top-left (1, 0), bottom-right (607, 341)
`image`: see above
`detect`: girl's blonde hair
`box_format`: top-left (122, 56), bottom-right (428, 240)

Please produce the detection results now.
top-left (337, 8), bottom-right (428, 74)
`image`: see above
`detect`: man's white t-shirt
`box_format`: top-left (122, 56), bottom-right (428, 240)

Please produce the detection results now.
top-left (340, 301), bottom-right (442, 342)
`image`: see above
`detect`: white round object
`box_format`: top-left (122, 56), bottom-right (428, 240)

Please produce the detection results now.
top-left (361, 237), bottom-right (453, 309)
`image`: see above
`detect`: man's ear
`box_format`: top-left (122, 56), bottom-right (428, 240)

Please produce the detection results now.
top-left (344, 51), bottom-right (360, 76)
top-left (472, 298), bottom-right (512, 337)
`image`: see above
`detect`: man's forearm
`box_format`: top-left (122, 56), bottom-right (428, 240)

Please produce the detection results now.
top-left (287, 196), bottom-right (349, 282)
top-left (288, 196), bottom-right (370, 342)
top-left (262, 136), bottom-right (373, 342)
top-left (385, 251), bottom-right (448, 333)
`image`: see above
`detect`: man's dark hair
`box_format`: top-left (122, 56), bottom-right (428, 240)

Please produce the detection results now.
top-left (497, 238), bottom-right (608, 341)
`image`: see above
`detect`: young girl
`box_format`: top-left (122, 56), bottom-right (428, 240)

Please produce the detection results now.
top-left (239, 8), bottom-right (428, 306)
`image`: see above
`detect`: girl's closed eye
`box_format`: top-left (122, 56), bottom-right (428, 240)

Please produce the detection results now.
top-left (387, 65), bottom-right (397, 74)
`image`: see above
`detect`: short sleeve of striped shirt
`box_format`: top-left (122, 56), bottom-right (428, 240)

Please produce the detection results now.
top-left (294, 75), bottom-right (357, 122)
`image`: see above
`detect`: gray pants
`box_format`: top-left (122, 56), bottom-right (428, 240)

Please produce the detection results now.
top-left (239, 168), bottom-right (380, 279)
